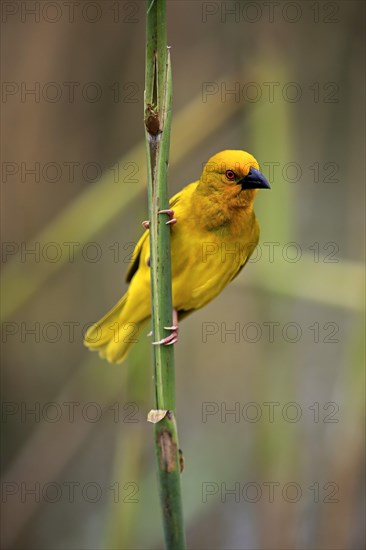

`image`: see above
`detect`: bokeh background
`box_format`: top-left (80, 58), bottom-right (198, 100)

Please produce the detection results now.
top-left (1, 1), bottom-right (365, 549)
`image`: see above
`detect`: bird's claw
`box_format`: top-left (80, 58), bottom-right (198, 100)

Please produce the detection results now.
top-left (148, 329), bottom-right (177, 344)
top-left (159, 209), bottom-right (177, 225)
top-left (142, 210), bottom-right (176, 230)
top-left (152, 311), bottom-right (179, 346)
top-left (152, 331), bottom-right (178, 346)
top-left (148, 329), bottom-right (177, 345)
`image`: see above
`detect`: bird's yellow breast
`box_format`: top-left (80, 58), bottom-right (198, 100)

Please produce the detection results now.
top-left (159, 181), bottom-right (259, 312)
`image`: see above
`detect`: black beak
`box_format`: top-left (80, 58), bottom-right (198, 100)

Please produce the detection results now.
top-left (238, 167), bottom-right (271, 190)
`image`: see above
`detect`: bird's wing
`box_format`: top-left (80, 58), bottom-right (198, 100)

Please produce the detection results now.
top-left (125, 229), bottom-right (149, 283)
top-left (125, 188), bottom-right (185, 283)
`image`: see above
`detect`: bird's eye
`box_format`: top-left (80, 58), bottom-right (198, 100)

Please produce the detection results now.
top-left (225, 170), bottom-right (236, 180)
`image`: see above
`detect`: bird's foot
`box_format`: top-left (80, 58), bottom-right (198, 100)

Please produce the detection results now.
top-left (152, 309), bottom-right (179, 346)
top-left (141, 209), bottom-right (176, 230)
top-left (152, 327), bottom-right (178, 346)
top-left (159, 209), bottom-right (177, 226)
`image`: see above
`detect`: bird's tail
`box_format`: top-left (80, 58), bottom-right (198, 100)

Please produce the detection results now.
top-left (84, 292), bottom-right (148, 364)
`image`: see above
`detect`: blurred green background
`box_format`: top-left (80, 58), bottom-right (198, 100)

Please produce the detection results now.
top-left (1, 1), bottom-right (365, 549)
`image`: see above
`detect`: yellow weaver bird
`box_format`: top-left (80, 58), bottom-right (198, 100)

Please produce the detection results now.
top-left (84, 150), bottom-right (270, 363)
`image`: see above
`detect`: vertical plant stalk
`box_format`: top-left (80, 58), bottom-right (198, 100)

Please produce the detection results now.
top-left (144, 1), bottom-right (186, 548)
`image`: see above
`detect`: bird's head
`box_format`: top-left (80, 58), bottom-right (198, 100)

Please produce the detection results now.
top-left (198, 150), bottom-right (270, 209)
